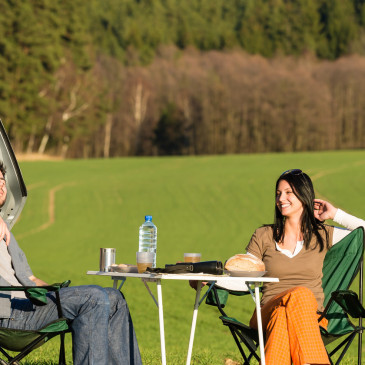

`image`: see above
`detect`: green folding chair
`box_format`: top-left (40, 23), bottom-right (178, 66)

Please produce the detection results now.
top-left (319, 227), bottom-right (364, 364)
top-left (0, 280), bottom-right (71, 365)
top-left (206, 227), bottom-right (365, 365)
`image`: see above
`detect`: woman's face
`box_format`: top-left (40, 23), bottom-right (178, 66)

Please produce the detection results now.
top-left (276, 179), bottom-right (304, 218)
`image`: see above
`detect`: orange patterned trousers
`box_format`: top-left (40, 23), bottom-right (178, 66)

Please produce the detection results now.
top-left (250, 286), bottom-right (329, 365)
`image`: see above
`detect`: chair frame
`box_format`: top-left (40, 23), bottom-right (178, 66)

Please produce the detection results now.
top-left (0, 282), bottom-right (71, 365)
top-left (319, 288), bottom-right (364, 365)
top-left (211, 287), bottom-right (259, 364)
top-left (0, 329), bottom-right (67, 365)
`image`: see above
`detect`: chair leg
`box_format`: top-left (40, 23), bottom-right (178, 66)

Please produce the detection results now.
top-left (0, 346), bottom-right (21, 365)
top-left (0, 348), bottom-right (11, 363)
top-left (59, 332), bottom-right (66, 365)
top-left (335, 333), bottom-right (356, 365)
top-left (0, 357), bottom-right (19, 365)
top-left (327, 332), bottom-right (356, 365)
top-left (358, 330), bottom-right (362, 365)
top-left (327, 353), bottom-right (334, 365)
top-left (229, 328), bottom-right (250, 364)
top-left (227, 326), bottom-right (261, 364)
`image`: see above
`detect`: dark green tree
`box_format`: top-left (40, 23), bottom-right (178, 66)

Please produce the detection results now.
top-left (154, 103), bottom-right (190, 155)
top-left (318, 0), bottom-right (359, 59)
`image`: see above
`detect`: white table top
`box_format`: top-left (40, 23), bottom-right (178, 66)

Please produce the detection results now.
top-left (87, 270), bottom-right (279, 283)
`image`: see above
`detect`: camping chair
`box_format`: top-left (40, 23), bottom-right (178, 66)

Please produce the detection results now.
top-left (206, 227), bottom-right (365, 365)
top-left (0, 280), bottom-right (71, 365)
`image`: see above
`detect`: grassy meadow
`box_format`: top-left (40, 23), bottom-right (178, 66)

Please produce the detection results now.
top-left (6, 150), bottom-right (365, 364)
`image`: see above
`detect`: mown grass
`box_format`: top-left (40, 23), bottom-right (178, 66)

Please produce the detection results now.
top-left (4, 150), bottom-right (365, 364)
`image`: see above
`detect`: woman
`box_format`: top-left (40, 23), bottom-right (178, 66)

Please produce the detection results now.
top-left (246, 169), bottom-right (365, 365)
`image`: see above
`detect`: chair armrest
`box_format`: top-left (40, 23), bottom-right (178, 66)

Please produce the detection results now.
top-left (0, 280), bottom-right (71, 306)
top-left (331, 290), bottom-right (365, 318)
top-left (0, 280), bottom-right (71, 292)
top-left (206, 286), bottom-right (229, 310)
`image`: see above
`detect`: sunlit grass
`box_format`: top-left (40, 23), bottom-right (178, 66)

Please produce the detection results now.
top-left (3, 151), bottom-right (364, 364)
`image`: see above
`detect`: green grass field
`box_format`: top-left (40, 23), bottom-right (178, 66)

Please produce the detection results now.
top-left (5, 150), bottom-right (365, 364)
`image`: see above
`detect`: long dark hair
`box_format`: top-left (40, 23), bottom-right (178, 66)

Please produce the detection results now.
top-left (273, 170), bottom-right (329, 251)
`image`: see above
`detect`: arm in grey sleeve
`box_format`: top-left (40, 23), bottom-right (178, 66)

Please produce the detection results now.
top-left (332, 209), bottom-right (365, 245)
top-left (8, 231), bottom-right (34, 278)
top-left (0, 276), bottom-right (11, 286)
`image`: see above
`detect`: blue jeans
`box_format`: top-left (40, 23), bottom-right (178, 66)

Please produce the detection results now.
top-left (0, 285), bottom-right (142, 365)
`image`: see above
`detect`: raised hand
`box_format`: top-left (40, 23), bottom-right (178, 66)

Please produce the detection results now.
top-left (313, 199), bottom-right (338, 222)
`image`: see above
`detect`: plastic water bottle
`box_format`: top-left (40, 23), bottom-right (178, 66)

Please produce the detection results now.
top-left (138, 215), bottom-right (157, 267)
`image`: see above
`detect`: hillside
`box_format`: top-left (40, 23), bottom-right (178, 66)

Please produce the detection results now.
top-left (1, 1), bottom-right (365, 158)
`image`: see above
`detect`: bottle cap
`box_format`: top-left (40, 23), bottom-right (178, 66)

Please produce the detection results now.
top-left (145, 215), bottom-right (152, 221)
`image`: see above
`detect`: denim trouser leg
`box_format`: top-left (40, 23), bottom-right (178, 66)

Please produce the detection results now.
top-left (63, 285), bottom-right (110, 365)
top-left (104, 287), bottom-right (142, 365)
top-left (0, 285), bottom-right (142, 365)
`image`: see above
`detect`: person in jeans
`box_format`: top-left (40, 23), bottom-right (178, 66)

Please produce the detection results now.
top-left (0, 162), bottom-right (142, 365)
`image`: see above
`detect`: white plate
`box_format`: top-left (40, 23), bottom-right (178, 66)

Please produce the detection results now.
top-left (110, 264), bottom-right (138, 273)
top-left (224, 270), bottom-right (267, 277)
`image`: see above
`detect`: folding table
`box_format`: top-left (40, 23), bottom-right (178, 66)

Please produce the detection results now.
top-left (87, 271), bottom-right (279, 365)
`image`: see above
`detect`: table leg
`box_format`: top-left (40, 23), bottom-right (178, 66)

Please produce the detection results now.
top-left (254, 284), bottom-right (266, 365)
top-left (186, 280), bottom-right (203, 365)
top-left (112, 276), bottom-right (126, 290)
top-left (156, 279), bottom-right (167, 365)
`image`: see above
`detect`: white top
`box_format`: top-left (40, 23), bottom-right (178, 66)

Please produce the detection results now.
top-left (276, 240), bottom-right (304, 258)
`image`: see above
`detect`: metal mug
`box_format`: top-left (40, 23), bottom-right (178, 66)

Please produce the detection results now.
top-left (99, 248), bottom-right (116, 272)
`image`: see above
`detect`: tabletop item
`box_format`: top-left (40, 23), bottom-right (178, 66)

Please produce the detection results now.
top-left (138, 215), bottom-right (157, 267)
top-left (147, 261), bottom-right (224, 275)
top-left (110, 264), bottom-right (138, 273)
top-left (225, 254), bottom-right (265, 272)
top-left (184, 253), bottom-right (201, 263)
top-left (99, 248), bottom-right (116, 272)
top-left (136, 251), bottom-right (155, 273)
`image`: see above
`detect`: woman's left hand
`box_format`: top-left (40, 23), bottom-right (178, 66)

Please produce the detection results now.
top-left (313, 199), bottom-right (338, 221)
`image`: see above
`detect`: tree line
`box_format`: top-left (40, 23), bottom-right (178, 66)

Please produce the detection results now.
top-left (1, 0), bottom-right (365, 158)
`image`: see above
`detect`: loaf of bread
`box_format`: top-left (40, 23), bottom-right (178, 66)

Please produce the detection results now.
top-left (225, 254), bottom-right (265, 272)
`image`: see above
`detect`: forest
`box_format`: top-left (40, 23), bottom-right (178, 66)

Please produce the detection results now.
top-left (1, 0), bottom-right (365, 158)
